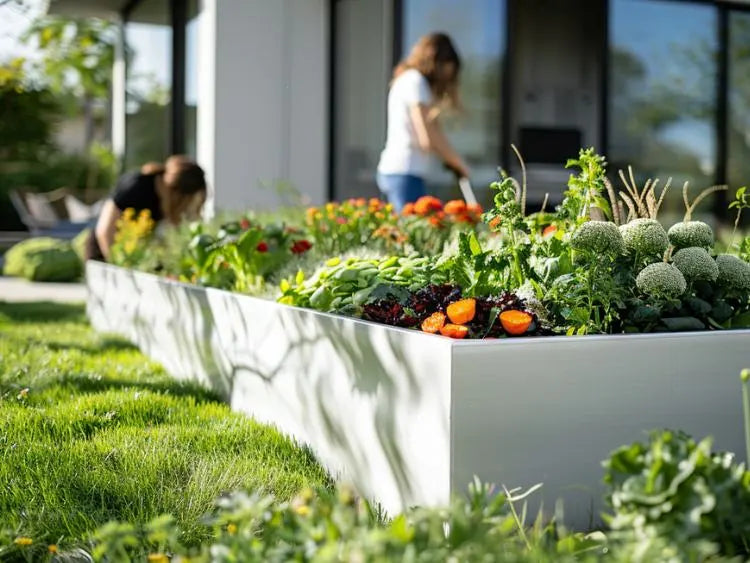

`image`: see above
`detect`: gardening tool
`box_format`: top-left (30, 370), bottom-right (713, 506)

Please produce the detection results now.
top-left (458, 177), bottom-right (478, 206)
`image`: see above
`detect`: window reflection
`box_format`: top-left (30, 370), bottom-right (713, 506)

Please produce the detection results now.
top-left (609, 0), bottom-right (717, 222)
top-left (185, 0), bottom-right (200, 158)
top-left (333, 0), bottom-right (390, 201)
top-left (124, 0), bottom-right (172, 170)
top-left (402, 0), bottom-right (504, 200)
top-left (728, 12), bottom-right (750, 201)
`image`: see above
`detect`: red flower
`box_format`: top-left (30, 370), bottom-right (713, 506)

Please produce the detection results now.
top-left (291, 239), bottom-right (312, 254)
top-left (256, 241), bottom-right (268, 253)
top-left (336, 217), bottom-right (347, 225)
top-left (402, 202), bottom-right (416, 216)
top-left (240, 218), bottom-right (251, 230)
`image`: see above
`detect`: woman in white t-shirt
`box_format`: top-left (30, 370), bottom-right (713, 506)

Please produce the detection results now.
top-left (377, 32), bottom-right (470, 211)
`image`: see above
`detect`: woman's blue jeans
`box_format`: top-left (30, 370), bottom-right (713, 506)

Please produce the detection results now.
top-left (376, 173), bottom-right (426, 213)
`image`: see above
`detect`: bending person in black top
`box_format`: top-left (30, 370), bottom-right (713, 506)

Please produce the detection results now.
top-left (86, 155), bottom-right (207, 261)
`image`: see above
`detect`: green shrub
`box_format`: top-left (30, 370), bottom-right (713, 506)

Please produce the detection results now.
top-left (2, 237), bottom-right (82, 281)
top-left (604, 430), bottom-right (750, 558)
top-left (715, 254), bottom-right (750, 292)
top-left (570, 220), bottom-right (624, 257)
top-left (667, 221), bottom-right (714, 250)
top-left (72, 228), bottom-right (91, 262)
top-left (671, 246), bottom-right (719, 282)
top-left (635, 262), bottom-right (687, 299)
top-left (82, 480), bottom-right (604, 562)
top-left (619, 218), bottom-right (669, 261)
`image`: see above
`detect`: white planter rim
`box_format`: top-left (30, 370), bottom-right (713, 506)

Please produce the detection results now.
top-left (91, 263), bottom-right (750, 346)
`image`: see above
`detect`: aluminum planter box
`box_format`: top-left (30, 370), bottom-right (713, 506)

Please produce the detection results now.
top-left (87, 261), bottom-right (750, 528)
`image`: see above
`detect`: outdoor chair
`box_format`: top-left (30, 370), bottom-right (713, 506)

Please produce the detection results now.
top-left (10, 188), bottom-right (100, 239)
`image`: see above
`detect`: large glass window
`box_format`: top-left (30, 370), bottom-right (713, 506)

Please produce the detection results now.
top-left (333, 0), bottom-right (391, 201)
top-left (184, 0), bottom-right (200, 158)
top-left (402, 0), bottom-right (504, 200)
top-left (124, 0), bottom-right (172, 170)
top-left (728, 11), bottom-right (750, 198)
top-left (609, 0), bottom-right (718, 223)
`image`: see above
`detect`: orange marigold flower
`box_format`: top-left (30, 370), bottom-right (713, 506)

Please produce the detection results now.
top-left (428, 216), bottom-right (442, 227)
top-left (414, 195), bottom-right (443, 216)
top-left (355, 197), bottom-right (367, 206)
top-left (489, 216), bottom-right (502, 229)
top-left (402, 202), bottom-right (416, 216)
top-left (444, 199), bottom-right (467, 215)
top-left (369, 197), bottom-right (382, 208)
top-left (542, 225), bottom-right (558, 237)
top-left (467, 203), bottom-right (483, 215)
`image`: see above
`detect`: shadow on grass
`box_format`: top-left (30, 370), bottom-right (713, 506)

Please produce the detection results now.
top-left (31, 336), bottom-right (138, 354)
top-left (0, 301), bottom-right (86, 324)
top-left (56, 373), bottom-right (221, 402)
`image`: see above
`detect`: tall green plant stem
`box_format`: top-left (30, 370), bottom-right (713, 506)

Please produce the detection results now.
top-left (508, 229), bottom-right (524, 288)
top-left (742, 369), bottom-right (750, 464)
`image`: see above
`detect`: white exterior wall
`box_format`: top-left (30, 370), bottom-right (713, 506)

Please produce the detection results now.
top-left (198, 0), bottom-right (329, 216)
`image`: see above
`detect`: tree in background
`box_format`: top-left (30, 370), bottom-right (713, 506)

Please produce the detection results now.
top-left (23, 16), bottom-right (117, 152)
top-left (0, 3), bottom-right (118, 230)
top-left (0, 58), bottom-right (61, 161)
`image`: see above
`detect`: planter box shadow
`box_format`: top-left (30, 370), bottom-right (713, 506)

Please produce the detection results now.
top-left (87, 262), bottom-right (750, 529)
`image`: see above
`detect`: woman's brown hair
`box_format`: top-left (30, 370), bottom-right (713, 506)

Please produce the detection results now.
top-left (393, 32), bottom-right (461, 110)
top-left (142, 155), bottom-right (207, 223)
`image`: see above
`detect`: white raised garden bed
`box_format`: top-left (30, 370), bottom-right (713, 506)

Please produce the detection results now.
top-left (87, 261), bottom-right (750, 528)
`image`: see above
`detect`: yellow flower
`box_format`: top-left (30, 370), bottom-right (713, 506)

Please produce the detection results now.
top-left (147, 553), bottom-right (169, 563)
top-left (14, 537), bottom-right (32, 547)
top-left (299, 487), bottom-right (314, 502)
top-left (226, 523), bottom-right (237, 535)
top-left (48, 545), bottom-right (58, 554)
top-left (295, 504), bottom-right (310, 517)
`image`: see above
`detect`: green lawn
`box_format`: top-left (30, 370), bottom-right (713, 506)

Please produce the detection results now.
top-left (0, 301), bottom-right (331, 556)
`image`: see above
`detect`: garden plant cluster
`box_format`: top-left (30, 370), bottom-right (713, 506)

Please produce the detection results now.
top-left (2, 150), bottom-right (750, 561)
top-left (109, 149), bottom-right (750, 338)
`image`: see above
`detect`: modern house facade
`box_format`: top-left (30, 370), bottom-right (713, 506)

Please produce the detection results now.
top-left (48, 0), bottom-right (750, 221)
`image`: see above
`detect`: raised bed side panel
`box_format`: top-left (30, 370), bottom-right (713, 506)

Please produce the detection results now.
top-left (450, 332), bottom-right (750, 529)
top-left (87, 262), bottom-right (453, 515)
top-left (86, 263), bottom-right (229, 395)
top-left (205, 287), bottom-right (454, 514)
